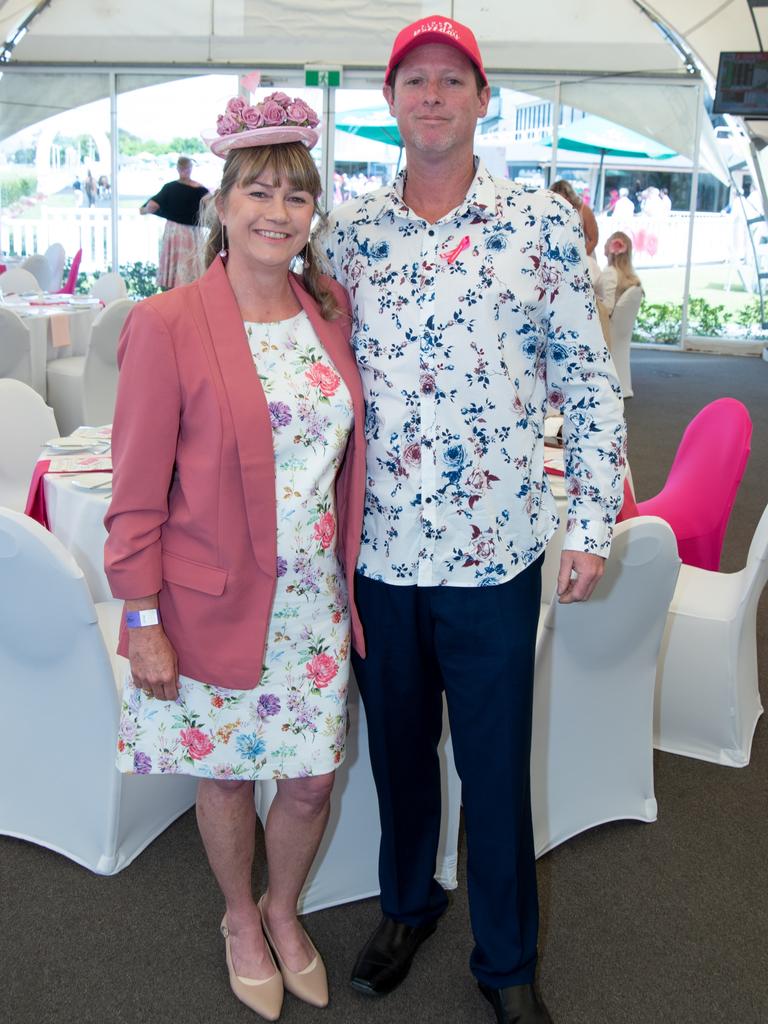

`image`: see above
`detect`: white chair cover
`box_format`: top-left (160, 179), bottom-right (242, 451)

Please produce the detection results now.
top-left (254, 688), bottom-right (461, 913)
top-left (46, 298), bottom-right (132, 433)
top-left (654, 503), bottom-right (768, 767)
top-left (609, 285), bottom-right (643, 399)
top-left (90, 272), bottom-right (128, 304)
top-left (0, 509), bottom-right (197, 874)
top-left (43, 243), bottom-right (66, 291)
top-left (531, 517), bottom-right (680, 856)
top-left (0, 306), bottom-right (34, 391)
top-left (82, 298), bottom-right (133, 425)
top-left (21, 254), bottom-right (57, 292)
top-left (0, 379), bottom-right (57, 510)
top-left (0, 266), bottom-right (42, 295)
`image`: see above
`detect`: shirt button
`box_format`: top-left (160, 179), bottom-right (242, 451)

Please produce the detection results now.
top-left (425, 496), bottom-right (433, 503)
top-left (428, 229), bottom-right (435, 237)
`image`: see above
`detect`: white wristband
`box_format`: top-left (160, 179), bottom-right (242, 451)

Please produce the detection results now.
top-left (126, 609), bottom-right (161, 628)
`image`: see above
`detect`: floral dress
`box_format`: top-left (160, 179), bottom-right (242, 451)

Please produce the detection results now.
top-left (116, 311), bottom-right (354, 780)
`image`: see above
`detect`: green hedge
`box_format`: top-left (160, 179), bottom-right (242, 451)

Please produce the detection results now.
top-left (64, 260), bottom-right (160, 299)
top-left (0, 174), bottom-right (38, 205)
top-left (633, 297), bottom-right (765, 343)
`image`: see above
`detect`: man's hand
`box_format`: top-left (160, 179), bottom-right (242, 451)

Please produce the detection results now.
top-left (556, 550), bottom-right (605, 604)
top-left (128, 626), bottom-right (180, 701)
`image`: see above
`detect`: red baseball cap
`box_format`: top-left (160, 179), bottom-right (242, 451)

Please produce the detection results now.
top-left (384, 14), bottom-right (488, 86)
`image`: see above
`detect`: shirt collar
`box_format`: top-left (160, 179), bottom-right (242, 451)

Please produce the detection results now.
top-left (372, 157), bottom-right (497, 224)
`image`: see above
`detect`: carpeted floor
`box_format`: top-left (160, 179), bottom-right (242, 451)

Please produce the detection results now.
top-left (1, 348), bottom-right (767, 1024)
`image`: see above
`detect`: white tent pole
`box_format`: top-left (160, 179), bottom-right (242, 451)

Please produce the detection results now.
top-left (549, 80), bottom-right (561, 187)
top-left (680, 82), bottom-right (703, 348)
top-left (322, 81), bottom-right (336, 213)
top-left (109, 71), bottom-right (119, 273)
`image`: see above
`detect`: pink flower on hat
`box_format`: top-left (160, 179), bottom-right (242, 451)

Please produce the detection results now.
top-left (286, 99), bottom-right (313, 125)
top-left (212, 94), bottom-right (320, 143)
top-left (226, 96), bottom-right (247, 116)
top-left (216, 112), bottom-right (240, 135)
top-left (607, 236), bottom-right (628, 255)
top-left (262, 99), bottom-right (288, 126)
top-left (242, 104), bottom-right (264, 128)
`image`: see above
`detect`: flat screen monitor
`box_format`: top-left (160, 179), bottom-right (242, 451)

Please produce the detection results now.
top-left (714, 52), bottom-right (768, 117)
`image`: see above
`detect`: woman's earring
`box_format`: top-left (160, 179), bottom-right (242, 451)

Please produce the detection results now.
top-left (219, 225), bottom-right (228, 258)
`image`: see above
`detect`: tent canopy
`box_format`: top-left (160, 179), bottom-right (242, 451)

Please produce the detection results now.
top-left (0, 1), bottom-right (764, 169)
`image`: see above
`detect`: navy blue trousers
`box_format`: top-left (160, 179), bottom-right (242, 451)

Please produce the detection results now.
top-left (351, 558), bottom-right (543, 989)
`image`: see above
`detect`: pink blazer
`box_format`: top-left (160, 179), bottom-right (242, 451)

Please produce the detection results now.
top-left (104, 256), bottom-right (367, 688)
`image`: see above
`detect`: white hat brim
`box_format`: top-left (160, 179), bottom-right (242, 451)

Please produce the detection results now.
top-left (206, 124), bottom-right (320, 157)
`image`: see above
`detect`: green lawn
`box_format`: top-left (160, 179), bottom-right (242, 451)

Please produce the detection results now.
top-left (642, 265), bottom-right (755, 316)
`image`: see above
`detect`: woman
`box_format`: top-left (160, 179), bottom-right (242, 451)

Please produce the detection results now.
top-left (593, 230), bottom-right (643, 315)
top-left (105, 94), bottom-right (366, 1021)
top-left (551, 179), bottom-right (599, 255)
top-left (140, 156), bottom-right (209, 289)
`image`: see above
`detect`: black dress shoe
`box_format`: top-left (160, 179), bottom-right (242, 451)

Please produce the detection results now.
top-left (479, 982), bottom-right (554, 1023)
top-left (350, 915), bottom-right (438, 996)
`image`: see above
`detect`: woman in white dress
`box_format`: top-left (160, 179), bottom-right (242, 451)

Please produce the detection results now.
top-left (105, 94), bottom-right (366, 1020)
top-left (592, 230), bottom-right (643, 315)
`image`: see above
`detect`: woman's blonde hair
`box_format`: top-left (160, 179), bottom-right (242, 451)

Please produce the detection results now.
top-left (202, 143), bottom-right (340, 320)
top-left (605, 231), bottom-right (642, 298)
top-left (551, 179), bottom-right (582, 210)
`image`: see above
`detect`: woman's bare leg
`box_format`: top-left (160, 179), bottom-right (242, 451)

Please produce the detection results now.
top-left (261, 773), bottom-right (335, 971)
top-left (196, 778), bottom-right (274, 980)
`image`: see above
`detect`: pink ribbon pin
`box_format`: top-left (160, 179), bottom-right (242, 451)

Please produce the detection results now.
top-left (439, 235), bottom-right (470, 264)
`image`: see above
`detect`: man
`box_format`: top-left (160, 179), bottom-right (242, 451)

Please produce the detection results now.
top-left (323, 15), bottom-right (625, 1024)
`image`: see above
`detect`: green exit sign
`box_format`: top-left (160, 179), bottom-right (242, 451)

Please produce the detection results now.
top-left (305, 66), bottom-right (341, 87)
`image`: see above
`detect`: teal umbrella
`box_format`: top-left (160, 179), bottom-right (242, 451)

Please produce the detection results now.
top-left (543, 114), bottom-right (677, 208)
top-left (336, 108), bottom-right (402, 148)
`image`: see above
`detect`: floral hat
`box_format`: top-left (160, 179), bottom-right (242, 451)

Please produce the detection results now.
top-left (206, 93), bottom-right (320, 157)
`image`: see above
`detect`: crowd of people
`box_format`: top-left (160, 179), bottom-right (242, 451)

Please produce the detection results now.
top-left (106, 16), bottom-right (627, 1024)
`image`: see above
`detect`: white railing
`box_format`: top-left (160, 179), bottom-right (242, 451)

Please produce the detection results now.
top-left (594, 211), bottom-right (741, 270)
top-left (1, 208), bottom-right (164, 272)
top-left (0, 206), bottom-right (749, 279)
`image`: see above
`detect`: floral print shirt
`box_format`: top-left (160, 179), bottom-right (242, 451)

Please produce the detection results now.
top-left (323, 160), bottom-right (626, 588)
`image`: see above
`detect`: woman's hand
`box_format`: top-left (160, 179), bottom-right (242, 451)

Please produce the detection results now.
top-left (128, 626), bottom-right (180, 701)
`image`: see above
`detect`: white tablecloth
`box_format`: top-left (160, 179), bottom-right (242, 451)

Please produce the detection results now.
top-left (44, 472), bottom-right (112, 602)
top-left (44, 470), bottom-right (569, 611)
top-left (2, 301), bottom-right (101, 399)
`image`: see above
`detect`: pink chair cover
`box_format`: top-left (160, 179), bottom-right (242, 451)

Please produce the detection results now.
top-left (632, 397), bottom-right (752, 571)
top-left (56, 249), bottom-right (82, 295)
top-left (616, 477), bottom-right (639, 523)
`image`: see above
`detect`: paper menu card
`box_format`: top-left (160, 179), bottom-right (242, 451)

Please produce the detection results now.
top-left (47, 454), bottom-right (113, 473)
top-left (75, 425), bottom-right (112, 439)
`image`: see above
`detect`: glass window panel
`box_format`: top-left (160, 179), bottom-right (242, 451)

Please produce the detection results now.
top-left (0, 71), bottom-right (112, 281)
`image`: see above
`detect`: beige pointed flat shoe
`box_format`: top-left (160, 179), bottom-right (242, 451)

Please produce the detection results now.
top-left (220, 915), bottom-right (284, 1020)
top-left (258, 896), bottom-right (329, 1009)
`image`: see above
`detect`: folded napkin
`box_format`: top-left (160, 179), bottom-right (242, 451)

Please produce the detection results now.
top-left (50, 313), bottom-right (72, 348)
top-left (544, 450), bottom-right (565, 477)
top-left (25, 459), bottom-right (52, 528)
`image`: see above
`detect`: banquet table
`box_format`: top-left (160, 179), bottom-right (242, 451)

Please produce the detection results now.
top-left (39, 443), bottom-right (568, 609)
top-left (0, 295), bottom-right (102, 399)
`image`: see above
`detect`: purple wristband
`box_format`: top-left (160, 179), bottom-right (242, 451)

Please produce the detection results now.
top-left (126, 609), bottom-right (161, 628)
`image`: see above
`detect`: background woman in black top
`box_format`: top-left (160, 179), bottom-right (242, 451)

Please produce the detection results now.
top-left (140, 156), bottom-right (209, 289)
